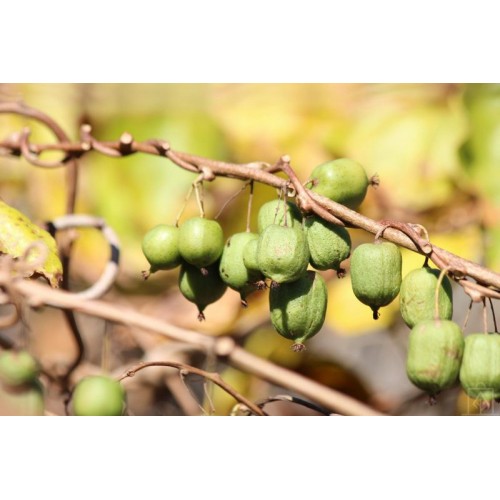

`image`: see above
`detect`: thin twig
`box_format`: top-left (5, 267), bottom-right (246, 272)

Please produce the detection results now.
top-left (257, 394), bottom-right (333, 415)
top-left (1, 272), bottom-right (382, 415)
top-left (2, 113), bottom-right (499, 290)
top-left (118, 360), bottom-right (265, 416)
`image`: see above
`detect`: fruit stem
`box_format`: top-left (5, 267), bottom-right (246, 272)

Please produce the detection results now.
top-left (175, 184), bottom-right (194, 226)
top-left (488, 297), bottom-right (499, 333)
top-left (283, 189), bottom-right (289, 228)
top-left (482, 297), bottom-right (488, 334)
top-left (246, 181), bottom-right (254, 233)
top-left (193, 176), bottom-right (205, 218)
top-left (462, 299), bottom-right (473, 331)
top-left (434, 267), bottom-right (449, 321)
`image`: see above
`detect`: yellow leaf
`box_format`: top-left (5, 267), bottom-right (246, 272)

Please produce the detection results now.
top-left (0, 199), bottom-right (62, 287)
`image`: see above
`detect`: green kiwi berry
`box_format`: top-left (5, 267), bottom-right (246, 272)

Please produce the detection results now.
top-left (72, 375), bottom-right (126, 416)
top-left (309, 158), bottom-right (369, 210)
top-left (406, 319), bottom-right (464, 396)
top-left (257, 224), bottom-right (310, 284)
top-left (178, 217), bottom-right (224, 269)
top-left (399, 266), bottom-right (453, 328)
top-left (459, 333), bottom-right (500, 401)
top-left (269, 271), bottom-right (328, 351)
top-left (179, 261), bottom-right (227, 320)
top-left (219, 232), bottom-right (264, 304)
top-left (350, 241), bottom-right (402, 319)
top-left (257, 199), bottom-right (302, 233)
top-left (141, 224), bottom-right (181, 276)
top-left (0, 350), bottom-right (40, 387)
top-left (304, 215), bottom-right (351, 272)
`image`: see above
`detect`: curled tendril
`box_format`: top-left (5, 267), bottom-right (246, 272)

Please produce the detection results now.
top-left (47, 214), bottom-right (120, 300)
top-left (375, 220), bottom-right (433, 255)
top-left (19, 128), bottom-right (68, 168)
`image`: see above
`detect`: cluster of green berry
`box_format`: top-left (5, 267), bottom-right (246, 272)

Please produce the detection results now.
top-left (142, 156), bottom-right (500, 405)
top-left (350, 241), bottom-right (500, 404)
top-left (142, 158), bottom-right (369, 351)
top-left (403, 269), bottom-right (500, 404)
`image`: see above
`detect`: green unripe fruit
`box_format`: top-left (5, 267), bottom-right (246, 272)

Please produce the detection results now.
top-left (141, 224), bottom-right (181, 274)
top-left (179, 262), bottom-right (227, 320)
top-left (350, 241), bottom-right (402, 319)
top-left (178, 217), bottom-right (224, 269)
top-left (459, 333), bottom-right (500, 401)
top-left (72, 375), bottom-right (126, 416)
top-left (257, 224), bottom-right (310, 284)
top-left (310, 158), bottom-right (370, 209)
top-left (399, 267), bottom-right (453, 328)
top-left (219, 232), bottom-right (264, 303)
top-left (242, 238), bottom-right (260, 272)
top-left (406, 319), bottom-right (464, 396)
top-left (0, 350), bottom-right (40, 387)
top-left (257, 199), bottom-right (302, 233)
top-left (304, 215), bottom-right (351, 272)
top-left (269, 271), bottom-right (328, 351)
top-left (0, 379), bottom-right (44, 416)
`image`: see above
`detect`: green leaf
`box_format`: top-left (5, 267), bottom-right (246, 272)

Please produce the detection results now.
top-left (0, 199), bottom-right (62, 287)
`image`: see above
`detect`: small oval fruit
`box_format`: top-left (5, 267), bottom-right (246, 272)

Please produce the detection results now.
top-left (141, 224), bottom-right (181, 275)
top-left (269, 271), bottom-right (328, 351)
top-left (459, 333), bottom-right (500, 401)
top-left (219, 232), bottom-right (264, 303)
top-left (179, 261), bottom-right (228, 320)
top-left (304, 215), bottom-right (351, 272)
top-left (257, 224), bottom-right (310, 284)
top-left (399, 266), bottom-right (453, 328)
top-left (257, 199), bottom-right (302, 233)
top-left (72, 375), bottom-right (126, 416)
top-left (406, 319), bottom-right (464, 396)
top-left (309, 158), bottom-right (370, 209)
top-left (178, 217), bottom-right (224, 269)
top-left (350, 241), bottom-right (402, 319)
top-left (0, 350), bottom-right (40, 387)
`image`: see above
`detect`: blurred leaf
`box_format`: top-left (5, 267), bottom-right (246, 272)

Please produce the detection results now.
top-left (460, 84), bottom-right (500, 269)
top-left (343, 84), bottom-right (467, 211)
top-left (210, 84), bottom-right (350, 173)
top-left (0, 199), bottom-right (62, 287)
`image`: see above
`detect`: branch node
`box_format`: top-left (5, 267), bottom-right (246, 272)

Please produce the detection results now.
top-left (201, 166), bottom-right (216, 182)
top-left (119, 132), bottom-right (134, 154)
top-left (215, 337), bottom-right (235, 357)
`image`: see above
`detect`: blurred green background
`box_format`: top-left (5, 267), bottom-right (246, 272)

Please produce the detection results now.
top-left (1, 83), bottom-right (499, 416)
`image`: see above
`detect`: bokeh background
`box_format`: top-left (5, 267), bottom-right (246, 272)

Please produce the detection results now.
top-left (1, 83), bottom-right (499, 416)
